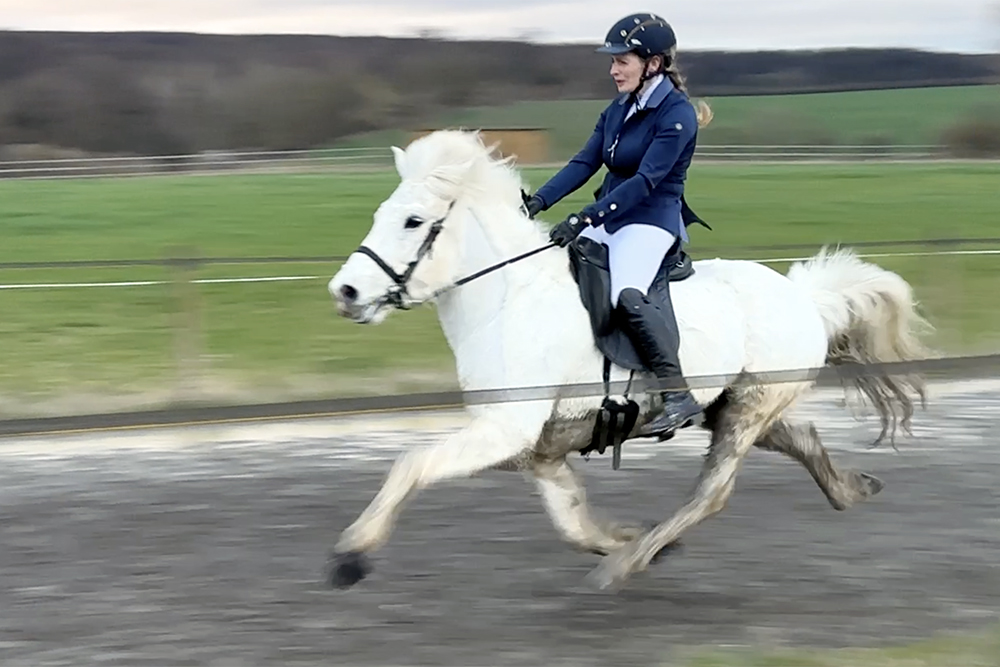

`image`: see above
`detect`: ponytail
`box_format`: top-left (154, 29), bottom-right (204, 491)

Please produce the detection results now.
top-left (664, 47), bottom-right (713, 128)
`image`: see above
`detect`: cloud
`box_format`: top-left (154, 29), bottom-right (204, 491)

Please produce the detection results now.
top-left (0, 0), bottom-right (994, 52)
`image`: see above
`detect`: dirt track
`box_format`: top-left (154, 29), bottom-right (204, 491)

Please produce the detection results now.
top-left (1, 382), bottom-right (999, 666)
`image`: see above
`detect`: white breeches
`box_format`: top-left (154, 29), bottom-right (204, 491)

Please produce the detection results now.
top-left (578, 223), bottom-right (677, 307)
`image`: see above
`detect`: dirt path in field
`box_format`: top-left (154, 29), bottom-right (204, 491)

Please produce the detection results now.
top-left (2, 381), bottom-right (999, 666)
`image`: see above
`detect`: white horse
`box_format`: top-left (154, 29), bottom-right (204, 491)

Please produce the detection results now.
top-left (326, 129), bottom-right (931, 591)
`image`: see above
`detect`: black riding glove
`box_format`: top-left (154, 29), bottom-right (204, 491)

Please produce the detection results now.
top-left (549, 214), bottom-right (589, 247)
top-left (521, 190), bottom-right (544, 219)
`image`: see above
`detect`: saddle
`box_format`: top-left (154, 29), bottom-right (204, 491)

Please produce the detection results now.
top-left (567, 235), bottom-right (694, 371)
top-left (567, 196), bottom-right (709, 468)
top-left (568, 235), bottom-right (696, 468)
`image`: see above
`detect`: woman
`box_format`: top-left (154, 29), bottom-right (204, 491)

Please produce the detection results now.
top-left (522, 12), bottom-right (714, 441)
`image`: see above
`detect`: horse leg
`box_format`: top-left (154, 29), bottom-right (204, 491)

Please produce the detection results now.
top-left (754, 419), bottom-right (885, 510)
top-left (330, 415), bottom-right (536, 588)
top-left (588, 381), bottom-right (807, 590)
top-left (532, 456), bottom-right (645, 556)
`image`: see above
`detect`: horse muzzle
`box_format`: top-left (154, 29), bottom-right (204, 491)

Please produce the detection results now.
top-left (329, 279), bottom-right (368, 322)
top-left (335, 300), bottom-right (380, 324)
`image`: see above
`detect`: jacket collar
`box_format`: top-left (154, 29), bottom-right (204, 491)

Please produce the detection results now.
top-left (616, 75), bottom-right (675, 110)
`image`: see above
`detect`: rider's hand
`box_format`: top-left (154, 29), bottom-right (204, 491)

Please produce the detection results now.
top-left (521, 190), bottom-right (544, 219)
top-left (549, 214), bottom-right (589, 247)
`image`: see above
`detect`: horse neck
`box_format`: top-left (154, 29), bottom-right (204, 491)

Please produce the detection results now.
top-left (464, 183), bottom-right (550, 258)
top-left (433, 198), bottom-right (571, 388)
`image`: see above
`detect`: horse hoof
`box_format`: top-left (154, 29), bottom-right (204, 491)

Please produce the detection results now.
top-left (330, 551), bottom-right (372, 589)
top-left (858, 472), bottom-right (885, 496)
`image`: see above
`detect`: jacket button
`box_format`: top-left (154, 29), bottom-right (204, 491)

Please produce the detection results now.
top-left (598, 211), bottom-right (605, 217)
top-left (610, 203), bottom-right (617, 211)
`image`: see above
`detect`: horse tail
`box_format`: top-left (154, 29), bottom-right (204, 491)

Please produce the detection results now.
top-left (787, 246), bottom-right (935, 446)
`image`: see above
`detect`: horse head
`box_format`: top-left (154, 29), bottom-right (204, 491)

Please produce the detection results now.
top-left (329, 130), bottom-right (540, 324)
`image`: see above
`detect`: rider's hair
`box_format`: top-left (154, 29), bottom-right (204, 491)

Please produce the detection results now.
top-left (661, 47), bottom-right (714, 129)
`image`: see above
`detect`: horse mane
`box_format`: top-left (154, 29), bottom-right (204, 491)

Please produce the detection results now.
top-left (401, 129), bottom-right (551, 240)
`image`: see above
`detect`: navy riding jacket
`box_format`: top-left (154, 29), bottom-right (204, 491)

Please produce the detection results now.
top-left (533, 79), bottom-right (699, 239)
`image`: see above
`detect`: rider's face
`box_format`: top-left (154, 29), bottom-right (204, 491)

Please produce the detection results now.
top-left (610, 53), bottom-right (660, 93)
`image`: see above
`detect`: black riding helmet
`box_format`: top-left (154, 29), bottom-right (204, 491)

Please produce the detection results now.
top-left (596, 13), bottom-right (677, 59)
top-left (596, 13), bottom-right (676, 98)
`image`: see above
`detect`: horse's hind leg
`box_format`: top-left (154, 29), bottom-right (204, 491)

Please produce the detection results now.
top-left (532, 456), bottom-right (644, 556)
top-left (754, 419), bottom-right (884, 510)
top-left (588, 381), bottom-right (806, 590)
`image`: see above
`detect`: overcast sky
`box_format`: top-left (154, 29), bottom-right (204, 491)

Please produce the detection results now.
top-left (1, 1), bottom-right (996, 53)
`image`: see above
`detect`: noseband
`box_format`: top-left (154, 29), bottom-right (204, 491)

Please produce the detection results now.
top-left (351, 199), bottom-right (557, 312)
top-left (353, 202), bottom-right (455, 310)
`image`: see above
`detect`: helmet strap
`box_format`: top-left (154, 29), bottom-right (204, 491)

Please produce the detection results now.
top-left (628, 55), bottom-right (664, 106)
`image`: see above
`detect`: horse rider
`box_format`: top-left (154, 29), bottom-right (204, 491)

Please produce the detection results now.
top-left (522, 12), bottom-right (714, 441)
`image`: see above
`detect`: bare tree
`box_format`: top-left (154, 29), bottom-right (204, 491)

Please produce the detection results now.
top-left (0, 31), bottom-right (996, 155)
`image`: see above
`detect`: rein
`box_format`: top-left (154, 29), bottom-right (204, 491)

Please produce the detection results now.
top-left (353, 199), bottom-right (557, 311)
top-left (429, 241), bottom-right (557, 301)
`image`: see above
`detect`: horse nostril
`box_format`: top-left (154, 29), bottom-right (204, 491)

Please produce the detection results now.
top-left (340, 284), bottom-right (358, 303)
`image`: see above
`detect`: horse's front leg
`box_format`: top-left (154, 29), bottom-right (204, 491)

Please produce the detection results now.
top-left (330, 413), bottom-right (538, 589)
top-left (532, 456), bottom-right (645, 555)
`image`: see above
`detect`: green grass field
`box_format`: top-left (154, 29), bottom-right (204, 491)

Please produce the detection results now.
top-left (334, 85), bottom-right (1000, 160)
top-left (1, 161), bottom-right (998, 414)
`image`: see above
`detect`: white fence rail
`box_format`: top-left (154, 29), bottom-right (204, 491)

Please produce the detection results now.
top-left (0, 145), bottom-right (970, 180)
top-left (3, 248), bottom-right (1000, 292)
top-left (0, 147), bottom-right (391, 179)
top-left (694, 144), bottom-right (946, 159)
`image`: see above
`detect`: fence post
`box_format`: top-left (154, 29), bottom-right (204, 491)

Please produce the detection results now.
top-left (166, 246), bottom-right (203, 403)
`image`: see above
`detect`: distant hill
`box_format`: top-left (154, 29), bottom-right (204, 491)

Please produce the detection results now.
top-left (0, 31), bottom-right (996, 154)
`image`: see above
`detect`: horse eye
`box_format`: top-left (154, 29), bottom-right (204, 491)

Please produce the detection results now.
top-left (405, 216), bottom-right (424, 229)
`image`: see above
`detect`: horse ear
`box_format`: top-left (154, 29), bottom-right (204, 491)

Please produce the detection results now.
top-left (391, 146), bottom-right (407, 178)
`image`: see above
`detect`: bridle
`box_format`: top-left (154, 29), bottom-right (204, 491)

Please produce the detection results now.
top-left (352, 199), bottom-right (556, 312)
top-left (353, 202), bottom-right (454, 311)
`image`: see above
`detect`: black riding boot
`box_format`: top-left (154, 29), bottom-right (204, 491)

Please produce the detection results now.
top-left (616, 287), bottom-right (703, 439)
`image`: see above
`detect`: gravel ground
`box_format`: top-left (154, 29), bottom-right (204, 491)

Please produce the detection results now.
top-left (1, 381), bottom-right (999, 666)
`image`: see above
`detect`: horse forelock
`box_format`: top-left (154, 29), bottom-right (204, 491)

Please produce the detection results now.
top-left (402, 130), bottom-right (548, 236)
top-left (403, 130), bottom-right (490, 178)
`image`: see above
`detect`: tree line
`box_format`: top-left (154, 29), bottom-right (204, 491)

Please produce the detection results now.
top-left (0, 30), bottom-right (996, 155)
